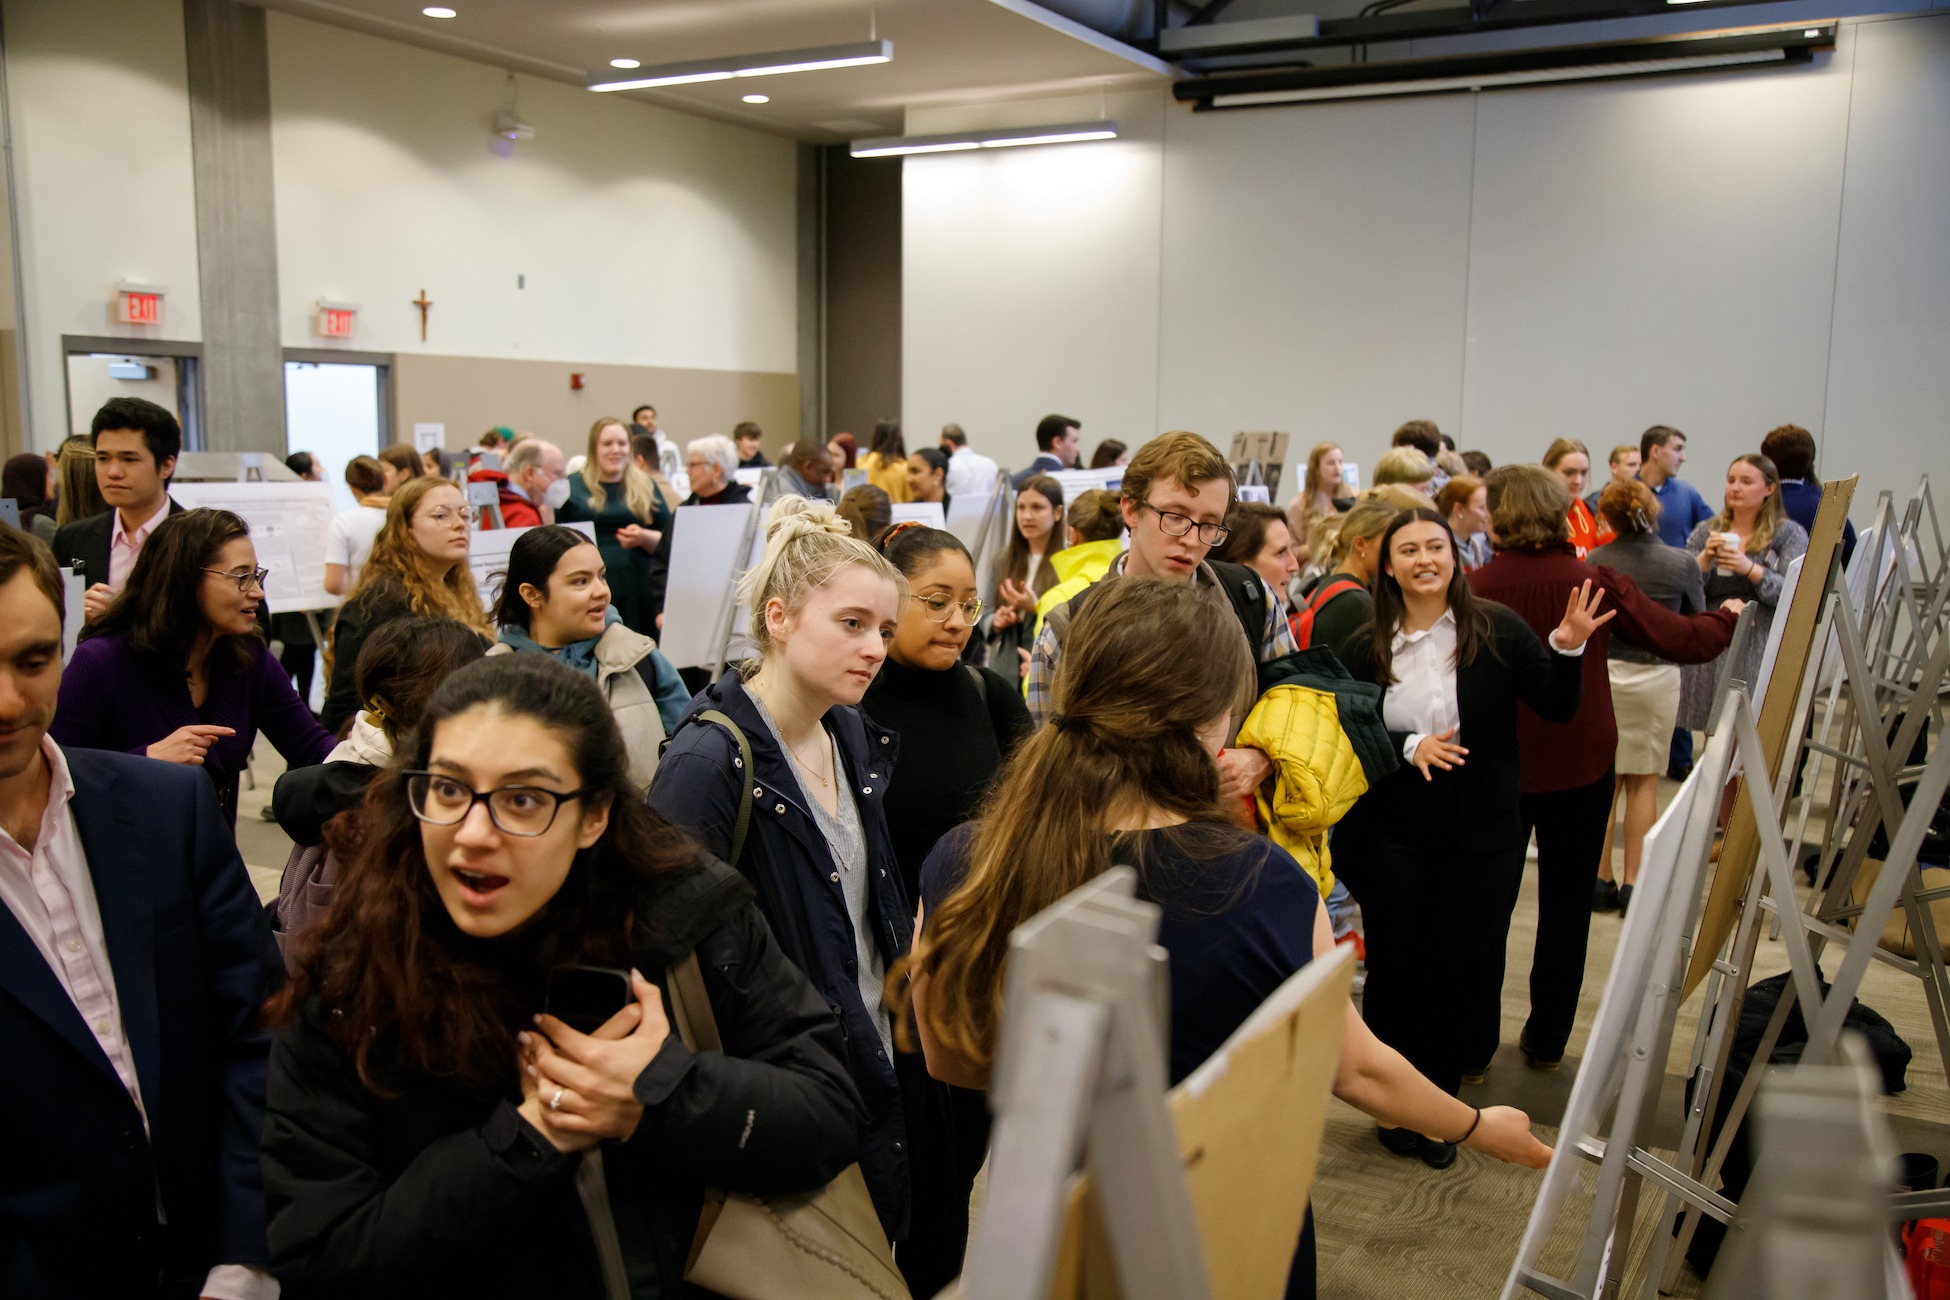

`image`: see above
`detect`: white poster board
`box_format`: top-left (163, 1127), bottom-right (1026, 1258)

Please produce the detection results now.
top-left (1238, 484), bottom-right (1271, 504)
top-left (889, 501), bottom-right (945, 530)
top-left (659, 503), bottom-right (760, 669)
top-left (467, 521), bottom-right (595, 609)
top-left (734, 467), bottom-right (766, 489)
top-left (62, 568), bottom-right (85, 664)
top-left (169, 481), bottom-right (339, 612)
top-left (413, 422), bottom-right (444, 453)
top-left (1044, 467), bottom-right (1123, 500)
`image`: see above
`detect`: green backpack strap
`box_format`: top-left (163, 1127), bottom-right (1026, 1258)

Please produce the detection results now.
top-left (696, 709), bottom-right (754, 865)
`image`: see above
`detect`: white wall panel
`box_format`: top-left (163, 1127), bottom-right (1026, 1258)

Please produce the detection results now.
top-left (902, 90), bottom-right (1165, 472)
top-left (1823, 12), bottom-right (1950, 506)
top-left (1156, 94), bottom-right (1477, 461)
top-left (266, 13), bottom-right (798, 373)
top-left (1459, 45), bottom-right (1855, 482)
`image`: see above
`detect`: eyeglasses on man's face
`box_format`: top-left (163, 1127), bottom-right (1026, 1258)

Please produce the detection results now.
top-left (424, 506), bottom-right (476, 527)
top-left (405, 771), bottom-right (587, 837)
top-left (1138, 500), bottom-right (1231, 547)
top-left (201, 566), bottom-right (270, 593)
top-left (908, 593), bottom-right (984, 624)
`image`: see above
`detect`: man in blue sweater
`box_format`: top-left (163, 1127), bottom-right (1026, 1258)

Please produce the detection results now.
top-left (1762, 423), bottom-right (1856, 570)
top-left (1638, 424), bottom-right (1715, 777)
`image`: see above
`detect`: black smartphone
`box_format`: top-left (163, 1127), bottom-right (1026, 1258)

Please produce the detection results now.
top-left (544, 964), bottom-right (633, 1034)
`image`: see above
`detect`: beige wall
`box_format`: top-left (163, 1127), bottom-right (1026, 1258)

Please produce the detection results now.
top-left (65, 354), bottom-right (181, 436)
top-left (392, 353), bottom-right (799, 459)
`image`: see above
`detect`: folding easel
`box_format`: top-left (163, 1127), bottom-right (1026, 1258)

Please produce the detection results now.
top-left (960, 867), bottom-right (1213, 1300)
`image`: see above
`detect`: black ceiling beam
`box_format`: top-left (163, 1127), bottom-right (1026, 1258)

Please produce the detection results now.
top-left (1169, 0), bottom-right (1787, 56)
top-left (1173, 22), bottom-right (1831, 101)
top-left (1183, 0), bottom-right (1245, 25)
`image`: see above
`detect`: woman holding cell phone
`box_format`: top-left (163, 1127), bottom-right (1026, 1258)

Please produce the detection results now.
top-left (260, 654), bottom-right (862, 1299)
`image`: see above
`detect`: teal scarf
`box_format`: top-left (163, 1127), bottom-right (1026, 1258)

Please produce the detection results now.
top-left (498, 622), bottom-right (603, 679)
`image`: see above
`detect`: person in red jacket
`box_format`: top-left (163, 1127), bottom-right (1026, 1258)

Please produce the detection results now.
top-left (1466, 465), bottom-right (1739, 1075)
top-left (466, 438), bottom-right (567, 529)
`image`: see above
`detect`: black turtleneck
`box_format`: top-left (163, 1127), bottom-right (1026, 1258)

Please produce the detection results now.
top-left (860, 655), bottom-right (1031, 903)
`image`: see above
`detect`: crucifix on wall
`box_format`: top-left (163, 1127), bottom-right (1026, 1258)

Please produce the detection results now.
top-left (412, 288), bottom-right (432, 341)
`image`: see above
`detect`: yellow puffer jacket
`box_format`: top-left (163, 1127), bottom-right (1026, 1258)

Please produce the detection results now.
top-left (1032, 538), bottom-right (1124, 636)
top-left (1237, 683), bottom-right (1370, 898)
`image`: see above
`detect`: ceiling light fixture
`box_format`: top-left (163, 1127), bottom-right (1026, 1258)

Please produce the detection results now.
top-left (587, 40), bottom-right (891, 92)
top-left (421, 6), bottom-right (456, 16)
top-left (742, 94), bottom-right (771, 104)
top-left (850, 120), bottom-right (1120, 158)
top-left (610, 58), bottom-right (641, 69)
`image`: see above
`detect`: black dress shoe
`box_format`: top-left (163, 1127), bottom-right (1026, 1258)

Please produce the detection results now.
top-left (1377, 1126), bottom-right (1421, 1156)
top-left (1418, 1137), bottom-right (1458, 1169)
top-left (1617, 884), bottom-right (1634, 916)
top-left (1519, 1030), bottom-right (1563, 1071)
top-left (1592, 879), bottom-right (1619, 912)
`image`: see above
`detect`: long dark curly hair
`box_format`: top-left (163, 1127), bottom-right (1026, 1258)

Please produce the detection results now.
top-left (268, 654), bottom-right (697, 1093)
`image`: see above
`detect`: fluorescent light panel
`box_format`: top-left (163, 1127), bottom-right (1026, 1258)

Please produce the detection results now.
top-left (1211, 48), bottom-right (1790, 106)
top-left (851, 120), bottom-right (1120, 158)
top-left (588, 40), bottom-right (890, 92)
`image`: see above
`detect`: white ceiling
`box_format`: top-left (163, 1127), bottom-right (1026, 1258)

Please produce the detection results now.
top-left (249, 0), bottom-right (1175, 141)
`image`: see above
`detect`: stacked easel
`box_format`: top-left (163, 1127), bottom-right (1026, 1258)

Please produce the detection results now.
top-left (1506, 475), bottom-right (1950, 1299)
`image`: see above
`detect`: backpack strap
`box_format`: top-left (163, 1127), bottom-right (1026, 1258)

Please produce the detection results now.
top-left (1207, 559), bottom-right (1270, 655)
top-left (695, 709), bottom-right (754, 867)
top-left (666, 950), bottom-right (723, 1053)
top-left (1307, 577), bottom-right (1364, 613)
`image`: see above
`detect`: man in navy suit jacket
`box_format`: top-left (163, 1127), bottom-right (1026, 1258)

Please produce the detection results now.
top-left (0, 523), bottom-right (282, 1299)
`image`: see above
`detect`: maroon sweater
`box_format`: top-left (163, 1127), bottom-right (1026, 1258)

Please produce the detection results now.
top-left (1468, 543), bottom-right (1736, 793)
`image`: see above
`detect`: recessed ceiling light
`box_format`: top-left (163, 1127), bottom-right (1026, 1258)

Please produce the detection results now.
top-left (742, 93), bottom-right (770, 104)
top-left (422, 6), bottom-right (457, 16)
top-left (610, 58), bottom-right (641, 69)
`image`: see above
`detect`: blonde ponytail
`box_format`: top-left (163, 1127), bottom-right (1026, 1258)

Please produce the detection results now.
top-left (738, 496), bottom-right (904, 664)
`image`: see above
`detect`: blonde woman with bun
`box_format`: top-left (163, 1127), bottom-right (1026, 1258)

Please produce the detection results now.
top-left (647, 496), bottom-right (958, 1295)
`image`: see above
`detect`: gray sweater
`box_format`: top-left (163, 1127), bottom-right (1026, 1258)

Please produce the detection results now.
top-left (1587, 532), bottom-right (1704, 666)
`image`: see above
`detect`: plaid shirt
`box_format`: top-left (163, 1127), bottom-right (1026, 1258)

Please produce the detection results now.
top-left (1025, 554), bottom-right (1297, 726)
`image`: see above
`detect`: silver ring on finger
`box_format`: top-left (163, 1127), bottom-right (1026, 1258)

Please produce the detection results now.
top-left (549, 1086), bottom-right (564, 1111)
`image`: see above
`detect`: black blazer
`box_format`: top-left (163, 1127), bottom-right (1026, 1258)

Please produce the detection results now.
top-left (0, 747), bottom-right (283, 1299)
top-left (50, 499), bottom-right (186, 590)
top-left (1333, 602), bottom-right (1582, 856)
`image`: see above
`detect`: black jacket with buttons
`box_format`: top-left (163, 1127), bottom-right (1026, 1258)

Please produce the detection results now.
top-left (649, 670), bottom-right (920, 1241)
top-left (259, 855), bottom-right (863, 1299)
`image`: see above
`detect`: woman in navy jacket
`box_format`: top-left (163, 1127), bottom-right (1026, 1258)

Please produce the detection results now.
top-left (648, 495), bottom-right (956, 1297)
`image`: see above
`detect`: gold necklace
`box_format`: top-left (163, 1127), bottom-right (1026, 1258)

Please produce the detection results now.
top-left (787, 738), bottom-right (833, 789)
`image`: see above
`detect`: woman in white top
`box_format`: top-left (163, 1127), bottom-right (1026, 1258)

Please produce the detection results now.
top-left (1332, 507), bottom-right (1608, 1168)
top-left (323, 454), bottom-right (394, 598)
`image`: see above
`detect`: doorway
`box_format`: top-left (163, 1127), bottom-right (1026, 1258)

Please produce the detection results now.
top-left (62, 336), bottom-right (203, 448)
top-left (283, 351), bottom-right (391, 512)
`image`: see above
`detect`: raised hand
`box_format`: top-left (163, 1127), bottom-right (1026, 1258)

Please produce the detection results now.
top-left (526, 969), bottom-right (672, 1142)
top-left (1553, 579), bottom-right (1615, 652)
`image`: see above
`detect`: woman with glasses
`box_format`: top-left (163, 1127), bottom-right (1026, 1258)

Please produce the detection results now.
top-left (323, 477), bottom-right (490, 732)
top-left (261, 654), bottom-right (863, 1299)
top-left (53, 508), bottom-right (335, 826)
top-left (859, 523), bottom-right (1030, 1273)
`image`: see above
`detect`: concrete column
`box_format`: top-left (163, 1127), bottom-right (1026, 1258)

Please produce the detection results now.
top-left (796, 142), bottom-right (824, 447)
top-left (182, 0), bottom-right (283, 453)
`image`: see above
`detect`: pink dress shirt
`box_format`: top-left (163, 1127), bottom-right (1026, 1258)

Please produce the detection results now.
top-left (0, 737), bottom-right (276, 1300)
top-left (107, 498), bottom-right (171, 592)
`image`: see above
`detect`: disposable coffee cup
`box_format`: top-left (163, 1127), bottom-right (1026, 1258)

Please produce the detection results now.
top-left (1714, 532), bottom-right (1743, 575)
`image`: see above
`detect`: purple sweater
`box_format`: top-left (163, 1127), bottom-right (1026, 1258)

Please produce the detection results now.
top-left (52, 632), bottom-right (336, 825)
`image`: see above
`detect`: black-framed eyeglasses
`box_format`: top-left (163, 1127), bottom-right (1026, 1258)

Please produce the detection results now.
top-left (908, 593), bottom-right (985, 624)
top-left (1137, 501), bottom-right (1230, 547)
top-left (201, 566), bottom-right (270, 593)
top-left (404, 771), bottom-right (588, 837)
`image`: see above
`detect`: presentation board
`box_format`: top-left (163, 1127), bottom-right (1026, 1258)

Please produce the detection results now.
top-left (170, 481), bottom-right (340, 612)
top-left (0, 498), bottom-right (18, 529)
top-left (466, 521), bottom-right (594, 609)
top-left (1045, 467), bottom-right (1123, 500)
top-left (659, 502), bottom-right (760, 670)
top-left (889, 501), bottom-right (945, 530)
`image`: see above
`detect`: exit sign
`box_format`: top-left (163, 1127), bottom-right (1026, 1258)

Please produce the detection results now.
top-left (115, 281), bottom-right (165, 326)
top-left (316, 299), bottom-right (360, 339)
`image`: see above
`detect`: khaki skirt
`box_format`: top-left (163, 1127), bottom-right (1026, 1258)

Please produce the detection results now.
top-left (1609, 660), bottom-right (1681, 775)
